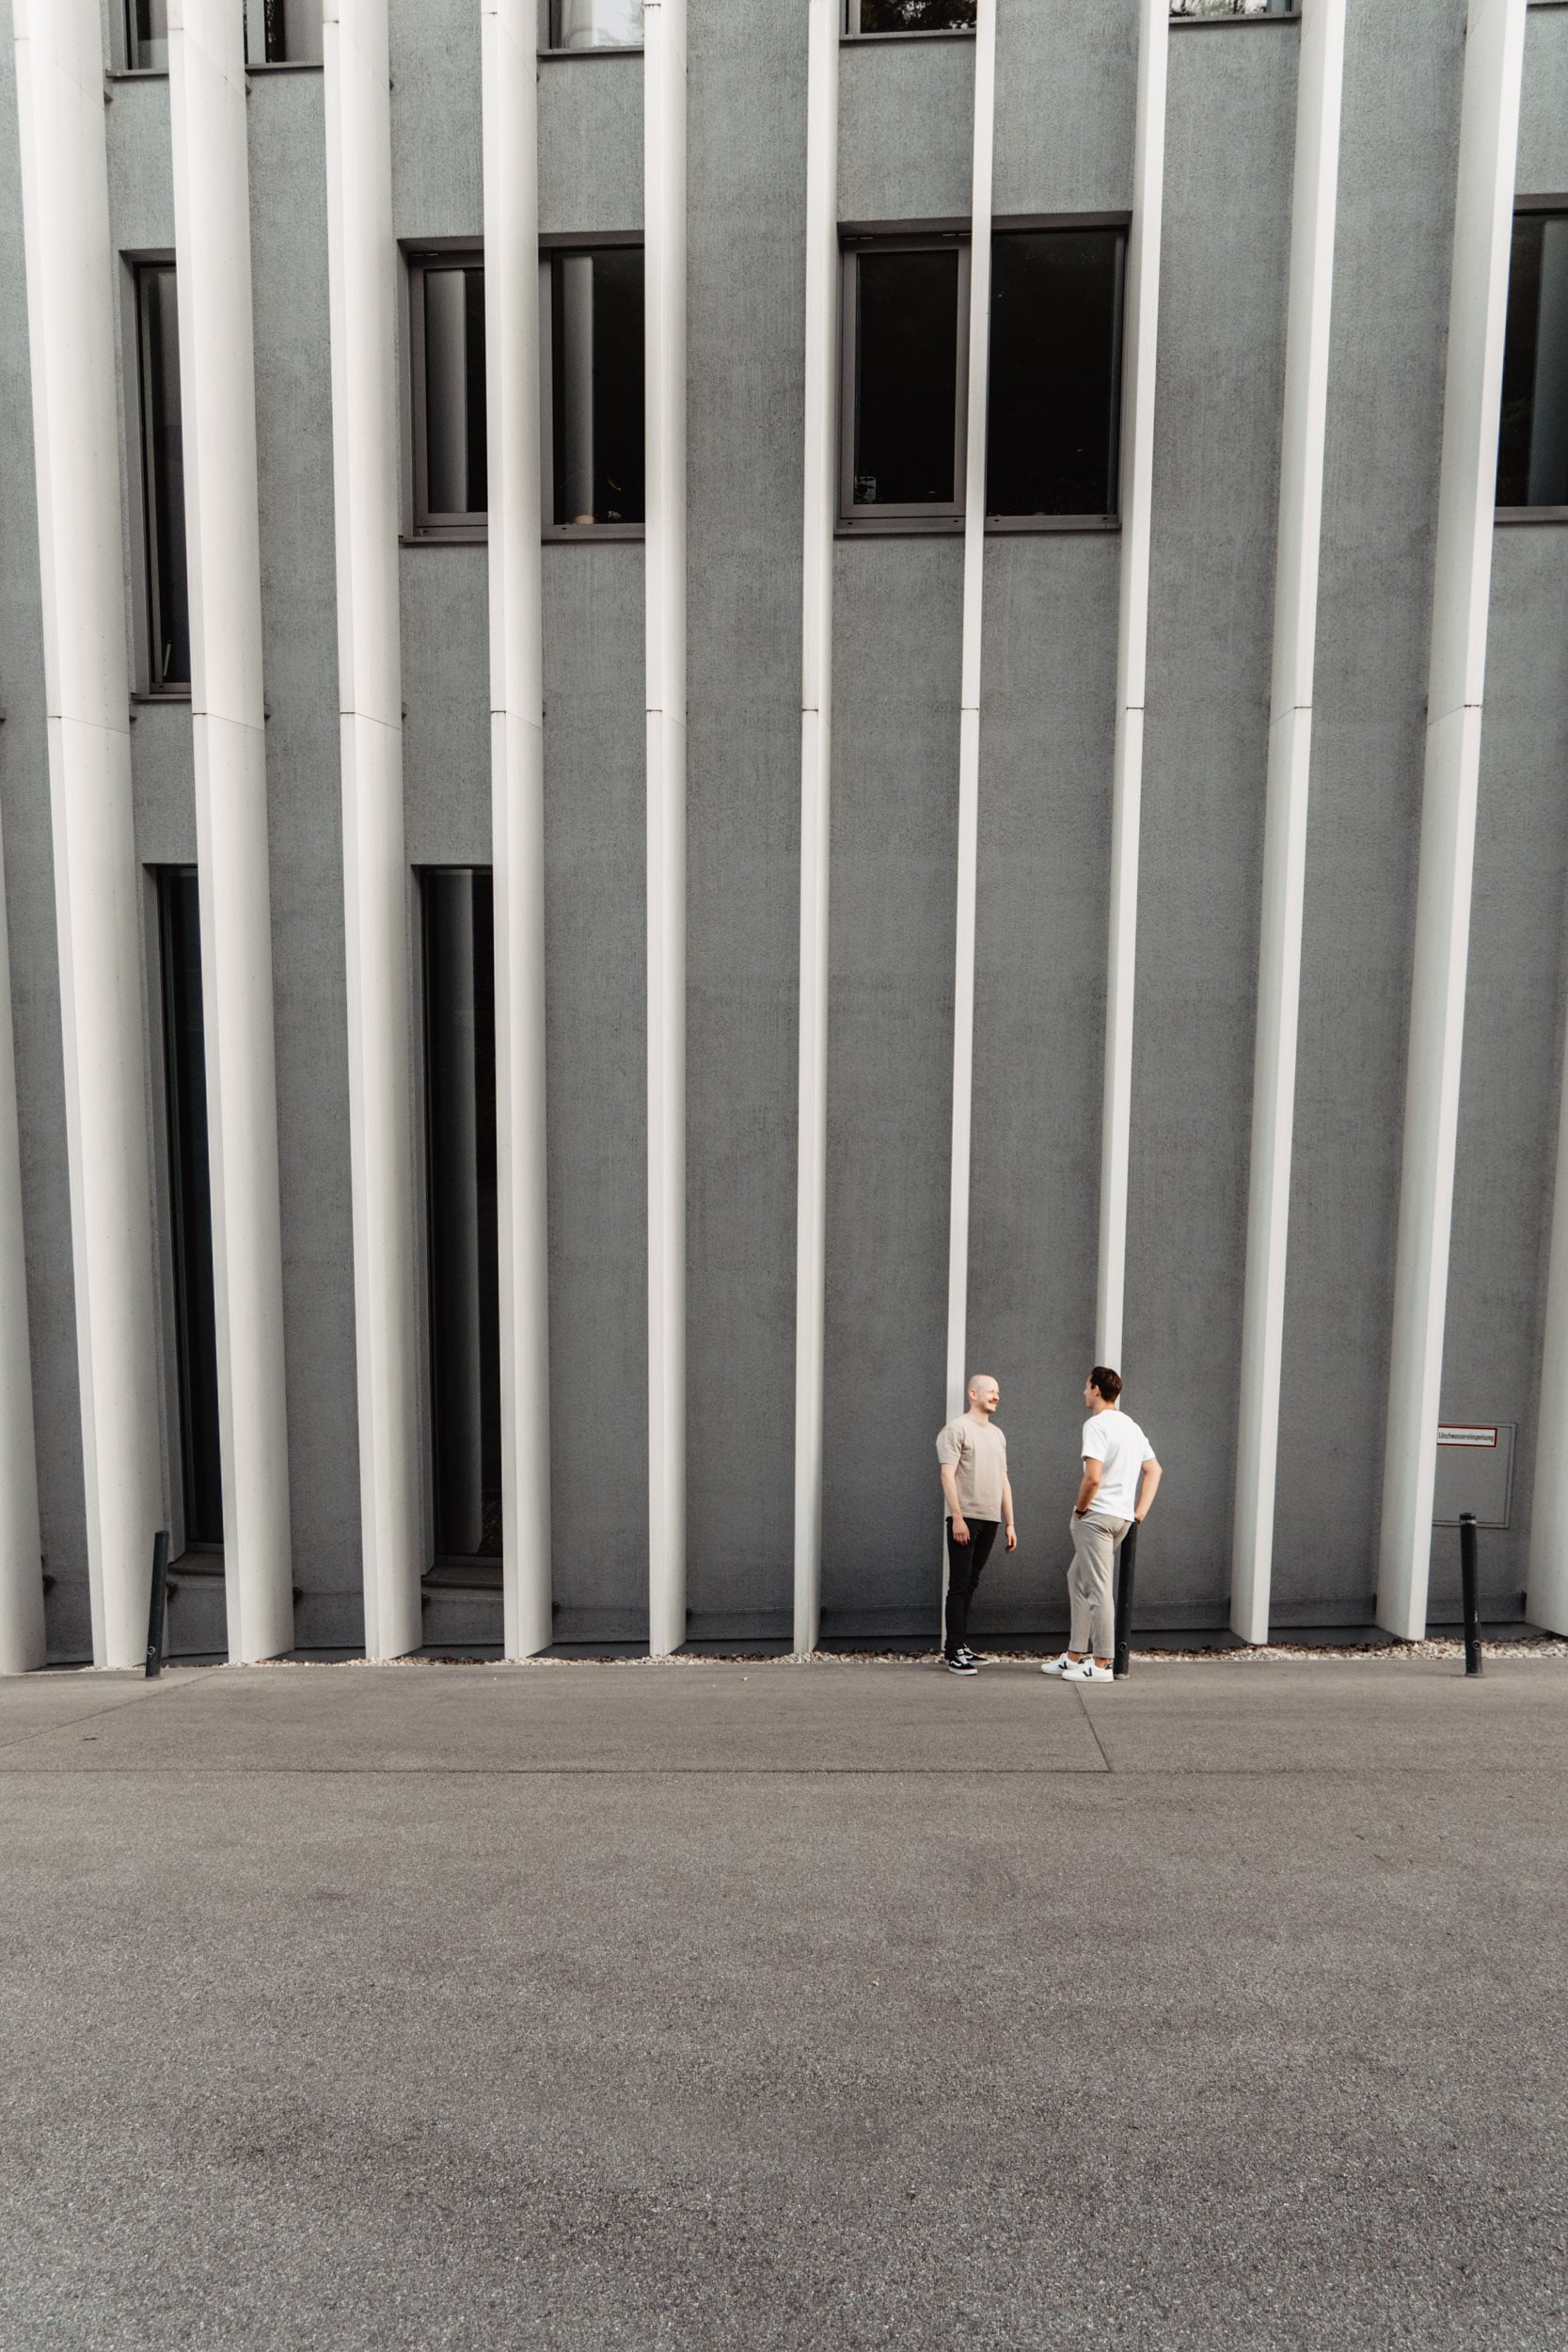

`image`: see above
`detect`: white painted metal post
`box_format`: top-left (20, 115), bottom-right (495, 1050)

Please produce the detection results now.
top-left (0, 808), bottom-right (44, 1676)
top-left (792, 0), bottom-right (839, 1659)
top-left (167, 0), bottom-right (294, 1665)
top-left (483, 0), bottom-right (553, 1659)
top-left (323, 0), bottom-right (423, 1661)
top-left (644, 0), bottom-right (687, 1657)
top-left (942, 0), bottom-right (997, 1427)
top-left (12, 0), bottom-right (165, 1669)
top-left (1096, 0), bottom-right (1168, 1370)
top-left (1230, 0), bottom-right (1347, 1647)
top-left (1378, 0), bottom-right (1525, 1642)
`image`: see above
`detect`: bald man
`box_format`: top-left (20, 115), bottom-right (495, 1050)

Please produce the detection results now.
top-left (935, 1375), bottom-right (1017, 1675)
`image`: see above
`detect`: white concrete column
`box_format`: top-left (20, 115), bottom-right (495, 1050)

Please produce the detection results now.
top-left (792, 0), bottom-right (839, 1659)
top-left (0, 807), bottom-right (45, 1676)
top-left (644, 0), bottom-right (687, 1657)
top-left (1229, 0), bottom-right (1347, 1646)
top-left (167, 0), bottom-right (294, 1665)
top-left (482, 0), bottom-right (552, 1660)
top-left (942, 0), bottom-right (997, 1424)
top-left (1096, 0), bottom-right (1169, 1368)
top-left (12, 0), bottom-right (165, 1669)
top-left (1378, 0), bottom-right (1525, 1642)
top-left (323, 0), bottom-right (422, 1661)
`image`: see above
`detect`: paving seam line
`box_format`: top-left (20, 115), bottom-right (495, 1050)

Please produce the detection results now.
top-left (0, 1670), bottom-right (209, 1757)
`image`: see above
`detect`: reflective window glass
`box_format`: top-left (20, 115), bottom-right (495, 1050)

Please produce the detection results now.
top-left (546, 0), bottom-right (643, 49)
top-left (848, 1), bottom-right (976, 28)
top-left (157, 868), bottom-right (223, 1552)
top-left (1497, 213), bottom-right (1568, 509)
top-left (549, 247), bottom-right (645, 527)
top-left (244, 1), bottom-right (325, 62)
top-left (126, 0), bottom-right (169, 70)
top-left (850, 246), bottom-right (962, 513)
top-left (420, 264), bottom-right (488, 523)
top-left (137, 264), bottom-right (191, 689)
top-left (987, 228), bottom-right (1124, 519)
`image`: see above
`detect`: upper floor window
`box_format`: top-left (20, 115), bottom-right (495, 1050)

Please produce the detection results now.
top-left (125, 0), bottom-right (167, 69)
top-left (1171, 1), bottom-right (1295, 15)
top-left (245, 1), bottom-right (324, 63)
top-left (845, 1), bottom-right (976, 30)
top-left (1497, 212), bottom-right (1568, 511)
top-left (842, 239), bottom-right (968, 520)
top-left (540, 0), bottom-right (643, 51)
top-left (410, 254), bottom-right (488, 534)
top-left (988, 227), bottom-right (1124, 520)
top-left (135, 263), bottom-right (191, 690)
top-left (542, 246), bottom-right (645, 531)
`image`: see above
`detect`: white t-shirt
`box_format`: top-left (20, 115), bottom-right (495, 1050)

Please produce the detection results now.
top-left (1082, 1408), bottom-right (1155, 1524)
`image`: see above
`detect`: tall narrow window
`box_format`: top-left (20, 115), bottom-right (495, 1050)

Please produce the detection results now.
top-left (126, 0), bottom-right (168, 69)
top-left (542, 0), bottom-right (643, 48)
top-left (422, 872), bottom-right (501, 1564)
top-left (1498, 212), bottom-right (1568, 510)
top-left (157, 870), bottom-right (223, 1552)
top-left (244, 1), bottom-right (325, 62)
top-left (846, 1), bottom-right (976, 29)
top-left (987, 228), bottom-right (1125, 520)
top-left (842, 242), bottom-right (967, 520)
top-left (411, 257), bottom-right (487, 533)
top-left (545, 246), bottom-right (645, 530)
top-left (136, 264), bottom-right (191, 690)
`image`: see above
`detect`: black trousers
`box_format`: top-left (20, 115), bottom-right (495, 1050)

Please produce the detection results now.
top-left (944, 1518), bottom-right (1000, 1657)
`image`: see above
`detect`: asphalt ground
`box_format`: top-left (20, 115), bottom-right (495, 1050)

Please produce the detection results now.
top-left (2, 1654), bottom-right (1565, 2351)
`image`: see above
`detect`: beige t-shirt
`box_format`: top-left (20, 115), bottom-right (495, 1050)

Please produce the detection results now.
top-left (936, 1414), bottom-right (1008, 1521)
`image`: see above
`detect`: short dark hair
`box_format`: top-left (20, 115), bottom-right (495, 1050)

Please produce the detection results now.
top-left (1088, 1365), bottom-right (1122, 1406)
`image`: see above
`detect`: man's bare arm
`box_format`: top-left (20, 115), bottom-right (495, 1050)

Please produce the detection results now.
top-left (940, 1461), bottom-right (970, 1541)
top-left (1073, 1459), bottom-right (1103, 1518)
top-left (1003, 1474), bottom-right (1018, 1551)
top-left (1134, 1458), bottom-right (1162, 1522)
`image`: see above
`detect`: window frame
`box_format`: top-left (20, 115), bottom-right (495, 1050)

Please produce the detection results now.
top-left (838, 230), bottom-right (972, 532)
top-left (1497, 195), bottom-right (1568, 523)
top-left (536, 0), bottom-right (644, 56)
top-left (406, 243), bottom-right (489, 543)
top-left (129, 252), bottom-right (191, 700)
top-left (984, 214), bottom-right (1129, 532)
top-left (538, 231), bottom-right (647, 543)
top-left (841, 1), bottom-right (977, 37)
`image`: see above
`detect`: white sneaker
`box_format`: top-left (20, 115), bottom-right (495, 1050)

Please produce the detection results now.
top-left (1039, 1652), bottom-right (1076, 1677)
top-left (1061, 1659), bottom-right (1114, 1683)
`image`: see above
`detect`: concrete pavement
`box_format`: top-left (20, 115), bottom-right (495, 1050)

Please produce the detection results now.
top-left (1, 1655), bottom-right (1565, 2349)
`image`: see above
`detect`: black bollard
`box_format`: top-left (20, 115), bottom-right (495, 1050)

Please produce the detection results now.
top-left (1459, 1511), bottom-right (1482, 1677)
top-left (1113, 1519), bottom-right (1139, 1680)
top-left (145, 1529), bottom-right (170, 1679)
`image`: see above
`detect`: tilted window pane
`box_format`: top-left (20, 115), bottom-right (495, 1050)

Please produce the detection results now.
top-left (424, 266), bottom-right (488, 518)
top-left (550, 0), bottom-right (643, 49)
top-left (422, 872), bottom-right (502, 1564)
top-left (852, 2), bottom-right (976, 30)
top-left (245, 0), bottom-right (325, 63)
top-left (127, 0), bottom-right (169, 69)
top-left (157, 869), bottom-right (223, 1551)
top-left (551, 248), bottom-right (645, 526)
top-left (987, 229), bottom-right (1124, 518)
top-left (138, 265), bottom-right (191, 688)
top-left (1498, 214), bottom-right (1568, 508)
top-left (853, 247), bottom-right (960, 508)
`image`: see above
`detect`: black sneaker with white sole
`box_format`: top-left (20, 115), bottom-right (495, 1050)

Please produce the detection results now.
top-left (945, 1653), bottom-right (978, 1676)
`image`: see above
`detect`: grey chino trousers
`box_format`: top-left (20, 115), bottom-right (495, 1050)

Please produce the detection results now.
top-left (1068, 1512), bottom-right (1131, 1659)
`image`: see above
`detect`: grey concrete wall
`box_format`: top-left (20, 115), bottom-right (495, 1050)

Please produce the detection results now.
top-left (8, 0), bottom-right (1568, 1662)
top-left (1124, 18), bottom-right (1295, 1629)
top-left (1273, 0), bottom-right (1465, 1629)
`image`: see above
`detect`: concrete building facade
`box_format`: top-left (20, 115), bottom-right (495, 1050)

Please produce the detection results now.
top-left (3, 0), bottom-right (1568, 1669)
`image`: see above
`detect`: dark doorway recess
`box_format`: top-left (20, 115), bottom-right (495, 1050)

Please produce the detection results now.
top-left (157, 867), bottom-right (223, 1550)
top-left (421, 869), bottom-right (502, 1563)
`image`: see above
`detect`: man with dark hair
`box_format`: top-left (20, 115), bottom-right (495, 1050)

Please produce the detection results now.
top-left (935, 1374), bottom-right (1017, 1675)
top-left (1041, 1366), bottom-right (1161, 1684)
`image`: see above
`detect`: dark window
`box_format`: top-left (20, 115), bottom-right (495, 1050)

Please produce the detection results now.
top-left (1171, 2), bottom-right (1295, 16)
top-left (541, 0), bottom-right (643, 47)
top-left (157, 869), bottom-right (223, 1552)
top-left (1498, 213), bottom-right (1568, 509)
top-left (126, 0), bottom-right (168, 69)
top-left (411, 257), bottom-right (487, 531)
top-left (546, 247), bottom-right (645, 529)
top-left (847, 1), bottom-right (976, 29)
top-left (422, 871), bottom-right (501, 1565)
top-left (136, 264), bottom-right (191, 690)
top-left (987, 228), bottom-right (1125, 519)
top-left (245, 1), bottom-right (324, 62)
top-left (844, 242), bottom-right (966, 517)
